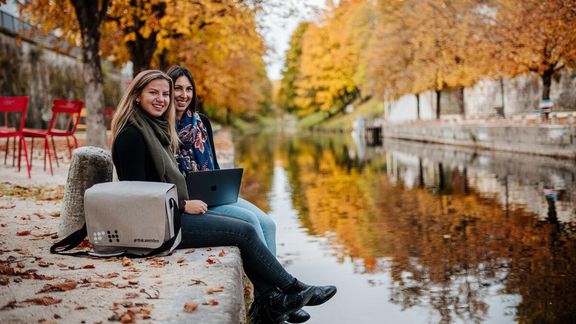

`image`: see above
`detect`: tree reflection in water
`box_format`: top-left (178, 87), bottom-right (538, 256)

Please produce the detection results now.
top-left (234, 132), bottom-right (576, 323)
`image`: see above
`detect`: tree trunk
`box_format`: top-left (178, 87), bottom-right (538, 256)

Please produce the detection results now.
top-left (458, 87), bottom-right (465, 118)
top-left (415, 93), bottom-right (420, 120)
top-left (500, 78), bottom-right (505, 110)
top-left (71, 0), bottom-right (109, 148)
top-left (542, 66), bottom-right (553, 100)
top-left (126, 0), bottom-right (166, 77)
top-left (436, 90), bottom-right (441, 120)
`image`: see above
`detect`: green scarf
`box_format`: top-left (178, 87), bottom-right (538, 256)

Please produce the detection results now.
top-left (131, 109), bottom-right (189, 202)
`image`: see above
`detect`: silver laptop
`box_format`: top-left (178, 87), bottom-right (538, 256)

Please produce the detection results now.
top-left (185, 168), bottom-right (243, 206)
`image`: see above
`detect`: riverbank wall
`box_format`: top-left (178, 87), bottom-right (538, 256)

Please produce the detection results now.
top-left (379, 121), bottom-right (576, 159)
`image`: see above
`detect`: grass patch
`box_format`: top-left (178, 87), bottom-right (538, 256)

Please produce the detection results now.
top-left (297, 99), bottom-right (384, 131)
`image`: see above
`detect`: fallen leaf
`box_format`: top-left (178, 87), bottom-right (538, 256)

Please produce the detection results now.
top-left (177, 258), bottom-right (186, 264)
top-left (185, 249), bottom-right (195, 254)
top-left (15, 248), bottom-right (31, 256)
top-left (34, 213), bottom-right (46, 219)
top-left (0, 300), bottom-right (20, 310)
top-left (189, 279), bottom-right (207, 286)
top-left (206, 248), bottom-right (212, 251)
top-left (49, 212), bottom-right (60, 218)
top-left (75, 306), bottom-right (87, 310)
top-left (16, 262), bottom-right (24, 268)
top-left (0, 278), bottom-right (9, 285)
top-left (38, 280), bottom-right (77, 293)
top-left (183, 303), bottom-right (198, 312)
top-left (95, 281), bottom-right (115, 288)
top-left (148, 258), bottom-right (168, 268)
top-left (97, 272), bottom-right (119, 279)
top-left (202, 299), bottom-right (219, 306)
top-left (121, 274), bottom-right (138, 280)
top-left (139, 288), bottom-right (160, 299)
top-left (39, 319), bottom-right (57, 324)
top-left (82, 264), bottom-right (95, 269)
top-left (16, 230), bottom-right (31, 236)
top-left (207, 286), bottom-right (224, 294)
top-left (0, 205), bottom-right (16, 209)
top-left (23, 297), bottom-right (62, 305)
top-left (206, 257), bottom-right (218, 265)
top-left (125, 293), bottom-right (139, 299)
top-left (121, 257), bottom-right (133, 267)
top-left (37, 261), bottom-right (51, 268)
top-left (119, 310), bottom-right (136, 323)
top-left (218, 250), bottom-right (226, 257)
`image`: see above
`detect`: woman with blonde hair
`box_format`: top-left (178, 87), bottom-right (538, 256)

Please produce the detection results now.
top-left (111, 70), bottom-right (336, 324)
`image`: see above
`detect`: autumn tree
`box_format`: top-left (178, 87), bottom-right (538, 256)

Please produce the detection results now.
top-left (21, 0), bottom-right (110, 148)
top-left (484, 0), bottom-right (576, 101)
top-left (277, 22), bottom-right (309, 113)
top-left (21, 0), bottom-right (270, 124)
top-left (294, 0), bottom-right (377, 116)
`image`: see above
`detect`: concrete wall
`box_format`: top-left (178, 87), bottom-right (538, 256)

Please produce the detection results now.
top-left (0, 32), bottom-right (84, 128)
top-left (381, 123), bottom-right (576, 158)
top-left (386, 70), bottom-right (576, 122)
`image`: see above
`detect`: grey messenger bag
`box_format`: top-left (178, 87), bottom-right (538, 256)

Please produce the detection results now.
top-left (51, 181), bottom-right (182, 258)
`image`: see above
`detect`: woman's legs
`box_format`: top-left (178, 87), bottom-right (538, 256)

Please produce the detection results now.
top-left (234, 198), bottom-right (276, 255)
top-left (178, 212), bottom-right (292, 294)
top-left (209, 199), bottom-right (277, 255)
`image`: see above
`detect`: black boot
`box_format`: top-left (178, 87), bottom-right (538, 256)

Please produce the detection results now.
top-left (287, 280), bottom-right (337, 306)
top-left (265, 287), bottom-right (315, 323)
top-left (287, 309), bottom-right (311, 323)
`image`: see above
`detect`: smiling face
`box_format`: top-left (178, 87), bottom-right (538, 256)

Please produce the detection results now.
top-left (137, 79), bottom-right (171, 118)
top-left (174, 75), bottom-right (193, 118)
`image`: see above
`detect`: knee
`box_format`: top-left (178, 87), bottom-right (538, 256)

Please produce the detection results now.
top-left (236, 220), bottom-right (259, 239)
top-left (261, 216), bottom-right (276, 233)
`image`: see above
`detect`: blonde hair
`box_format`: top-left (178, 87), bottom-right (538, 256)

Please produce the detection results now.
top-left (111, 70), bottom-right (179, 152)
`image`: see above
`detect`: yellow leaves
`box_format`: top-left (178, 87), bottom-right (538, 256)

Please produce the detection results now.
top-left (123, 32), bottom-right (136, 43)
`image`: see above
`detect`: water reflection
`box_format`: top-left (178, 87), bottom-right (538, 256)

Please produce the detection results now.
top-left (234, 132), bottom-right (576, 323)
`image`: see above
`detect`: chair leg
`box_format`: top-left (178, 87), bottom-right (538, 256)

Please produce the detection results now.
top-left (43, 137), bottom-right (47, 172)
top-left (45, 137), bottom-right (53, 176)
top-left (18, 136), bottom-right (31, 178)
top-left (51, 136), bottom-right (59, 168)
top-left (66, 136), bottom-right (72, 159)
top-left (4, 137), bottom-right (9, 165)
top-left (30, 137), bottom-right (35, 169)
top-left (12, 135), bottom-right (16, 167)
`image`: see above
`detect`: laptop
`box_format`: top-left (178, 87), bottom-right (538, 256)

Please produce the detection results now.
top-left (185, 168), bottom-right (243, 206)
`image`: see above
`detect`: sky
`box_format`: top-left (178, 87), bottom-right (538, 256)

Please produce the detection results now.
top-left (258, 0), bottom-right (326, 81)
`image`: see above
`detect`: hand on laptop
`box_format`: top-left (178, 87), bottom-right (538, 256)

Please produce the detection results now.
top-left (184, 200), bottom-right (208, 215)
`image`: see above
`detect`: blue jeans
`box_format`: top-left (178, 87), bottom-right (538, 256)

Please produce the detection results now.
top-left (210, 198), bottom-right (276, 255)
top-left (178, 211), bottom-right (293, 294)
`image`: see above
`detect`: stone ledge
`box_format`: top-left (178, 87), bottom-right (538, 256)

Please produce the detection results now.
top-left (0, 191), bottom-right (247, 323)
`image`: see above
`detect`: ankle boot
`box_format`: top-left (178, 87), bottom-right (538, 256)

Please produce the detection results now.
top-left (265, 287), bottom-right (315, 322)
top-left (287, 308), bottom-right (311, 323)
top-left (288, 280), bottom-right (337, 306)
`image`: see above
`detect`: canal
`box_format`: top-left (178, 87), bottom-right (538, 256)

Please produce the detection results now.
top-left (233, 131), bottom-right (576, 324)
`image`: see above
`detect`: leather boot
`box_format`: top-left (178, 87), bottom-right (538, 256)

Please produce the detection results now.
top-left (287, 309), bottom-right (311, 323)
top-left (265, 287), bottom-right (315, 323)
top-left (287, 280), bottom-right (337, 306)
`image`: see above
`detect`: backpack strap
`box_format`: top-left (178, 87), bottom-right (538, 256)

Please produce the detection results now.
top-left (49, 224), bottom-right (91, 256)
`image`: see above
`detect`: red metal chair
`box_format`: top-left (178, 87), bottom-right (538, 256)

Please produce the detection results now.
top-left (22, 99), bottom-right (84, 176)
top-left (0, 96), bottom-right (31, 178)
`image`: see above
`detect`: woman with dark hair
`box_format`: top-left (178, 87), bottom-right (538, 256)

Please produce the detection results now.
top-left (166, 65), bottom-right (277, 255)
top-left (111, 70), bottom-right (336, 324)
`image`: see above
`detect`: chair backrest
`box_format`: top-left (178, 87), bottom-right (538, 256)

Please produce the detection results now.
top-left (0, 96), bottom-right (29, 132)
top-left (47, 99), bottom-right (84, 135)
